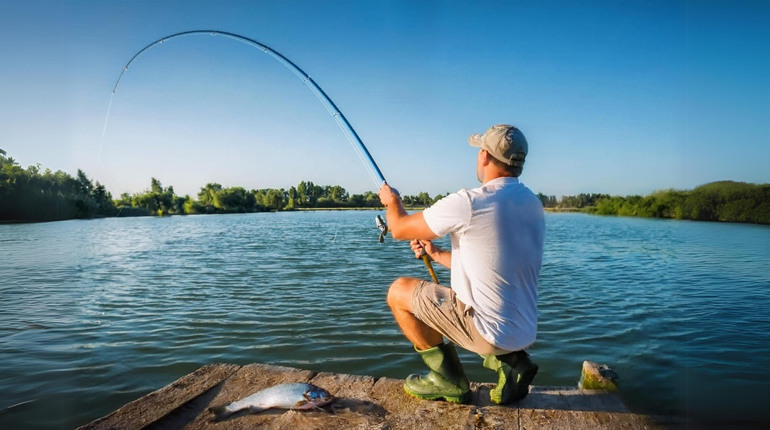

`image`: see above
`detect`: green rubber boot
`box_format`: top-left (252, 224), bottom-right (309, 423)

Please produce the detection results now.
top-left (404, 343), bottom-right (471, 404)
top-left (482, 350), bottom-right (538, 404)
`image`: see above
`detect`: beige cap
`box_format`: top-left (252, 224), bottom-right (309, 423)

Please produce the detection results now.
top-left (468, 124), bottom-right (528, 167)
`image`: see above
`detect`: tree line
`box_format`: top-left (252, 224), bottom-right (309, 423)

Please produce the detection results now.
top-left (111, 179), bottom-right (447, 216)
top-left (537, 192), bottom-right (609, 210)
top-left (0, 148), bottom-right (447, 222)
top-left (3, 149), bottom-right (767, 224)
top-left (1, 149), bottom-right (115, 222)
top-left (538, 181), bottom-right (770, 225)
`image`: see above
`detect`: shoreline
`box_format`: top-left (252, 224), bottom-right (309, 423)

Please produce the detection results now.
top-left (4, 206), bottom-right (769, 227)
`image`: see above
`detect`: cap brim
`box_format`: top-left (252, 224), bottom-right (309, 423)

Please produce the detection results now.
top-left (468, 133), bottom-right (482, 147)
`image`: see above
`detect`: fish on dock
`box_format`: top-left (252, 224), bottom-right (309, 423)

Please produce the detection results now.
top-left (209, 382), bottom-right (334, 421)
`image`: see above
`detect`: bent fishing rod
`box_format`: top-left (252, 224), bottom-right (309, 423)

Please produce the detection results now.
top-left (110, 30), bottom-right (439, 283)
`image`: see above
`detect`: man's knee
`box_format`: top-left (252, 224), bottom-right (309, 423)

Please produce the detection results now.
top-left (387, 277), bottom-right (420, 310)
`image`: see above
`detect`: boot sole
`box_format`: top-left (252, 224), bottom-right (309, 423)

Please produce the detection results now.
top-left (403, 386), bottom-right (471, 404)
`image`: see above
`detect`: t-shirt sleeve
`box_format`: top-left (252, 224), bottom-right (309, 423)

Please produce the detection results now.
top-left (422, 190), bottom-right (471, 237)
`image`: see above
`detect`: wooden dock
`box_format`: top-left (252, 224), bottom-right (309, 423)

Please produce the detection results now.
top-left (78, 362), bottom-right (675, 429)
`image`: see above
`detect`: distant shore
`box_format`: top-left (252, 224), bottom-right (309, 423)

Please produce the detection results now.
top-left (2, 148), bottom-right (768, 225)
top-left (544, 207), bottom-right (583, 213)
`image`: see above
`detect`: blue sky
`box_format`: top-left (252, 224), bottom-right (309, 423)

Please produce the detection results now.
top-left (0, 0), bottom-right (768, 198)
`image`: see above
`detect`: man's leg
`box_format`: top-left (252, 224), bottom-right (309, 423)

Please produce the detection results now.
top-left (386, 277), bottom-right (443, 349)
top-left (387, 277), bottom-right (470, 404)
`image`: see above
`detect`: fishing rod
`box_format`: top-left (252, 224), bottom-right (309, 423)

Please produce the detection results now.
top-left (109, 30), bottom-right (438, 283)
top-left (108, 30), bottom-right (385, 187)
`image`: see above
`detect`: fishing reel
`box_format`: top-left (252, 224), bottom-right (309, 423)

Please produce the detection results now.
top-left (375, 215), bottom-right (388, 243)
top-left (374, 214), bottom-right (438, 283)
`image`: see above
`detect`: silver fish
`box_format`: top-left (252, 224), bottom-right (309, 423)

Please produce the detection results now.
top-left (209, 382), bottom-right (334, 420)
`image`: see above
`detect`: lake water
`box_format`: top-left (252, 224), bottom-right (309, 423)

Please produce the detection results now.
top-left (1, 211), bottom-right (769, 428)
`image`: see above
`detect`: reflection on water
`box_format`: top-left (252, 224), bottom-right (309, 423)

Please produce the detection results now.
top-left (1, 211), bottom-right (769, 427)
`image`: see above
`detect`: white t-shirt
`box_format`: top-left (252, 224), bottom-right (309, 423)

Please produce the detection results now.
top-left (422, 177), bottom-right (545, 351)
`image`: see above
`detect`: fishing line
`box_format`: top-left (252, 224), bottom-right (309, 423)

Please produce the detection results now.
top-left (106, 31), bottom-right (440, 284)
top-left (102, 30), bottom-right (387, 188)
top-left (97, 94), bottom-right (115, 163)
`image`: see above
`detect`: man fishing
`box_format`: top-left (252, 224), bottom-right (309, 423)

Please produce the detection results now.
top-left (378, 124), bottom-right (545, 405)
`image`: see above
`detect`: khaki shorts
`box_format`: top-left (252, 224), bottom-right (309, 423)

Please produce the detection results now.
top-left (411, 280), bottom-right (511, 356)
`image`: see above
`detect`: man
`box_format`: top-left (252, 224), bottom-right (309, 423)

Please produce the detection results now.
top-left (378, 124), bottom-right (545, 405)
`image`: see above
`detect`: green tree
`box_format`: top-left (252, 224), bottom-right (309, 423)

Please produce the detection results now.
top-left (182, 195), bottom-right (201, 214)
top-left (297, 181), bottom-right (308, 207)
top-left (416, 192), bottom-right (431, 206)
top-left (364, 191), bottom-right (380, 207)
top-left (349, 193), bottom-right (365, 207)
top-left (218, 186), bottom-right (254, 212)
top-left (287, 186), bottom-right (298, 209)
top-left (328, 185), bottom-right (348, 202)
top-left (262, 188), bottom-right (285, 211)
top-left (151, 177), bottom-right (163, 194)
top-left (197, 183), bottom-right (224, 212)
top-left (129, 178), bottom-right (177, 216)
top-left (308, 182), bottom-right (321, 207)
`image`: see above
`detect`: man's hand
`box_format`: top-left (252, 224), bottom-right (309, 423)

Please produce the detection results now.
top-left (379, 183), bottom-right (401, 207)
top-left (410, 239), bottom-right (436, 259)
top-left (411, 239), bottom-right (451, 269)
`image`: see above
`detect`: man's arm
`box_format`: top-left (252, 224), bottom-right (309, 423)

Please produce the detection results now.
top-left (379, 184), bottom-right (438, 241)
